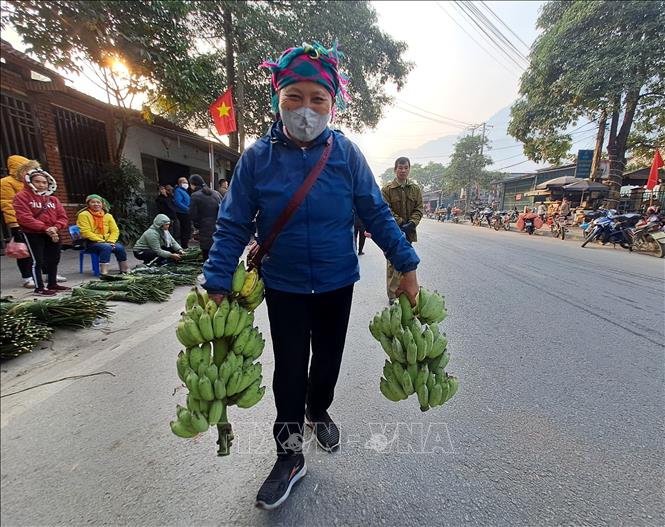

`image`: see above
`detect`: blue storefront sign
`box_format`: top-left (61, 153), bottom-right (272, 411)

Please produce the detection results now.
top-left (575, 149), bottom-right (594, 179)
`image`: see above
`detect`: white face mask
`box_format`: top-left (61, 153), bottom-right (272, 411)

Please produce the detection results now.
top-left (180, 183), bottom-right (189, 190)
top-left (280, 106), bottom-right (330, 143)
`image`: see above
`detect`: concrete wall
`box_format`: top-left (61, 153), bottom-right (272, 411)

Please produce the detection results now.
top-left (122, 126), bottom-right (212, 187)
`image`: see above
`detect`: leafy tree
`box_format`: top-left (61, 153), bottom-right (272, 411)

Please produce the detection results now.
top-left (96, 158), bottom-right (149, 244)
top-left (380, 162), bottom-right (447, 191)
top-left (1, 0), bottom-right (194, 161)
top-left (2, 1), bottom-right (412, 155)
top-left (154, 0), bottom-right (413, 150)
top-left (446, 135), bottom-right (494, 209)
top-left (508, 0), bottom-right (665, 202)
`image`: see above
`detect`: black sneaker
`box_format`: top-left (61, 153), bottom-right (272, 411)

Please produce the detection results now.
top-left (305, 411), bottom-right (340, 452)
top-left (255, 454), bottom-right (307, 510)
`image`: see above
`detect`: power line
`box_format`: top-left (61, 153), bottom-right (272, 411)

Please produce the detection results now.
top-left (453, 1), bottom-right (526, 71)
top-left (397, 99), bottom-right (474, 126)
top-left (435, 1), bottom-right (522, 77)
top-left (479, 1), bottom-right (530, 52)
top-left (466, 1), bottom-right (529, 64)
top-left (395, 105), bottom-right (471, 129)
top-left (494, 159), bottom-right (532, 171)
top-left (490, 151), bottom-right (525, 163)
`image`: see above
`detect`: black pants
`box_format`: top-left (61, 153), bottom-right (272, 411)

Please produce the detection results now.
top-left (354, 225), bottom-right (366, 254)
top-left (265, 284), bottom-right (354, 457)
top-left (176, 213), bottom-right (191, 249)
top-left (133, 246), bottom-right (177, 265)
top-left (23, 232), bottom-right (61, 290)
top-left (11, 228), bottom-right (33, 278)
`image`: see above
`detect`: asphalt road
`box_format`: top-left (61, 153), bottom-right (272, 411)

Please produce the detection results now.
top-left (1, 219), bottom-right (664, 526)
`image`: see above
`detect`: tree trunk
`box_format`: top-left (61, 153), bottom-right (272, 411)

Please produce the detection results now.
top-left (223, 10), bottom-right (239, 152)
top-left (114, 118), bottom-right (129, 164)
top-left (590, 109), bottom-right (606, 181)
top-left (604, 96), bottom-right (623, 206)
top-left (605, 90), bottom-right (639, 206)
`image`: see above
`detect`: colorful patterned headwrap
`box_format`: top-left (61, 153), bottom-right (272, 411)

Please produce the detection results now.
top-left (260, 41), bottom-right (350, 115)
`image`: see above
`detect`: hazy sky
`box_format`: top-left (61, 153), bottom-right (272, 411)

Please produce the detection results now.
top-left (345, 0), bottom-right (544, 176)
top-left (2, 0), bottom-right (545, 177)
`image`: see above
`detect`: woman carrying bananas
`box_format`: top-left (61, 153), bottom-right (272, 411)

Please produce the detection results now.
top-left (202, 41), bottom-right (420, 510)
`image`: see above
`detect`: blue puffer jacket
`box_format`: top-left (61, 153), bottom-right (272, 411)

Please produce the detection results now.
top-left (173, 186), bottom-right (190, 214)
top-left (203, 122), bottom-right (419, 295)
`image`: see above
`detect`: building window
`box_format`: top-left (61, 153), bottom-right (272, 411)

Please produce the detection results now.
top-left (0, 93), bottom-right (42, 174)
top-left (54, 107), bottom-right (110, 202)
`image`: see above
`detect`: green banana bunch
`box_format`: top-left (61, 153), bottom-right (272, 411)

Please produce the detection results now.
top-left (172, 271), bottom-right (268, 449)
top-left (185, 289), bottom-right (199, 311)
top-left (213, 298), bottom-right (230, 338)
top-left (235, 379), bottom-right (265, 408)
top-left (212, 338), bottom-right (229, 367)
top-left (390, 304), bottom-right (402, 337)
top-left (224, 301), bottom-right (241, 337)
top-left (398, 294), bottom-right (414, 326)
top-left (416, 287), bottom-right (447, 325)
top-left (370, 285), bottom-right (458, 412)
top-left (231, 261), bottom-right (246, 293)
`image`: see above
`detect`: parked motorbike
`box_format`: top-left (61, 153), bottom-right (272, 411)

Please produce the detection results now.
top-left (630, 220), bottom-right (665, 257)
top-left (491, 211), bottom-right (504, 231)
top-left (480, 207), bottom-right (494, 228)
top-left (581, 210), bottom-right (641, 250)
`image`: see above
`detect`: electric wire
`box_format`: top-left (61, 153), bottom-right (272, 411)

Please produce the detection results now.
top-left (464, 1), bottom-right (529, 65)
top-left (452, 1), bottom-right (526, 71)
top-left (435, 1), bottom-right (522, 77)
top-left (479, 1), bottom-right (530, 51)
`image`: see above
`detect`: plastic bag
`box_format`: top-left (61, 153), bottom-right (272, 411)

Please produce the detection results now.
top-left (5, 237), bottom-right (30, 259)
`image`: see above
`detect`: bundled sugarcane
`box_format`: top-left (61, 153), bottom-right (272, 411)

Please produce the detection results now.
top-left (178, 247), bottom-right (204, 265)
top-left (72, 287), bottom-right (146, 304)
top-left (79, 275), bottom-right (174, 303)
top-left (99, 273), bottom-right (177, 294)
top-left (131, 264), bottom-right (201, 285)
top-left (4, 296), bottom-right (112, 328)
top-left (1, 311), bottom-right (53, 360)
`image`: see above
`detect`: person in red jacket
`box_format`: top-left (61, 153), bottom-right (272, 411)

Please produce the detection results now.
top-left (13, 169), bottom-right (70, 296)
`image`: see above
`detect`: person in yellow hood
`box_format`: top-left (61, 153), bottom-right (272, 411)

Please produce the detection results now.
top-left (76, 194), bottom-right (129, 274)
top-left (1, 155), bottom-right (67, 287)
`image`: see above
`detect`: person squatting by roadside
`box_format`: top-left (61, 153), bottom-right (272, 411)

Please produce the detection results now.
top-left (133, 214), bottom-right (185, 265)
top-left (381, 157), bottom-right (424, 304)
top-left (1, 155), bottom-right (67, 287)
top-left (202, 41), bottom-right (420, 510)
top-left (76, 194), bottom-right (129, 275)
top-left (13, 169), bottom-right (70, 296)
top-left (188, 174), bottom-right (222, 261)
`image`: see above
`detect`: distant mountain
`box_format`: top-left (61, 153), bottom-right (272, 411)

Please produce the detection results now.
top-left (392, 105), bottom-right (594, 174)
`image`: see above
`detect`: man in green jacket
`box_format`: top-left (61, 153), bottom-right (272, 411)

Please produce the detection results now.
top-left (381, 157), bottom-right (424, 303)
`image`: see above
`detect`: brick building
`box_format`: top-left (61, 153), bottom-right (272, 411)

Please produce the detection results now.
top-left (1, 39), bottom-right (239, 243)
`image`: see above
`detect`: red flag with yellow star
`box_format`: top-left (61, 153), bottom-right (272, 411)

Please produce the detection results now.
top-left (209, 88), bottom-right (236, 135)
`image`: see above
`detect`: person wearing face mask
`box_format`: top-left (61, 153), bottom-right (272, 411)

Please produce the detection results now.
top-left (173, 177), bottom-right (192, 248)
top-left (202, 41), bottom-right (420, 510)
top-left (381, 157), bottom-right (424, 304)
top-left (76, 194), bottom-right (129, 275)
top-left (13, 169), bottom-right (70, 296)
